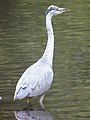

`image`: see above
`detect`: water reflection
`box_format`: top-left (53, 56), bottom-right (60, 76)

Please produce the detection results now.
top-left (0, 0), bottom-right (90, 120)
top-left (14, 104), bottom-right (53, 120)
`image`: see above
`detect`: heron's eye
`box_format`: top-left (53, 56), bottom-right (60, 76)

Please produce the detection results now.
top-left (56, 8), bottom-right (59, 11)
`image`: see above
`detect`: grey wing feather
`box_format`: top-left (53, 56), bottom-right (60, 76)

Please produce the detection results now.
top-left (14, 65), bottom-right (39, 95)
top-left (14, 61), bottom-right (53, 100)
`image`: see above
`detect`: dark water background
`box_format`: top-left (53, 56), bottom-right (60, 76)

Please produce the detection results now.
top-left (0, 0), bottom-right (90, 120)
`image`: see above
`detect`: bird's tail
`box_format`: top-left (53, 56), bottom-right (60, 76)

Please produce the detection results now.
top-left (14, 87), bottom-right (30, 100)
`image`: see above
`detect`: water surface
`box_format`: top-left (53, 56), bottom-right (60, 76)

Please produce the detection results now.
top-left (0, 0), bottom-right (90, 120)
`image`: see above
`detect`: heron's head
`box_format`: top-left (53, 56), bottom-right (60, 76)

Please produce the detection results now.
top-left (46, 5), bottom-right (70, 17)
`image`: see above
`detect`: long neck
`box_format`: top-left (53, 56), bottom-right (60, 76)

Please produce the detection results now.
top-left (42, 14), bottom-right (54, 67)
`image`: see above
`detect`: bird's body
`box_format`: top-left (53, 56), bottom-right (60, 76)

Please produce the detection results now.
top-left (14, 58), bottom-right (53, 100)
top-left (14, 5), bottom-right (70, 102)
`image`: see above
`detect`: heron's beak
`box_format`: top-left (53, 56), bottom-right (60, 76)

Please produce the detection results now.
top-left (54, 8), bottom-right (70, 15)
top-left (58, 8), bottom-right (70, 13)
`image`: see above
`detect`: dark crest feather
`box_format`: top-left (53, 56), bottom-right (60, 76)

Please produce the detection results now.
top-left (46, 6), bottom-right (57, 15)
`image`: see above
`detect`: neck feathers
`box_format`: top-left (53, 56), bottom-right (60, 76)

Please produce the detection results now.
top-left (42, 14), bottom-right (54, 67)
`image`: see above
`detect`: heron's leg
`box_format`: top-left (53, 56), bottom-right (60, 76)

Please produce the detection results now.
top-left (27, 97), bottom-right (31, 104)
top-left (39, 94), bottom-right (45, 103)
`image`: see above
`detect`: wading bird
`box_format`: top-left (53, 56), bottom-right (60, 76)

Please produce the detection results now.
top-left (14, 5), bottom-right (70, 103)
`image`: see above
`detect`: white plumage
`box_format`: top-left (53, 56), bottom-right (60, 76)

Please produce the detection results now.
top-left (14, 59), bottom-right (53, 100)
top-left (14, 5), bottom-right (70, 103)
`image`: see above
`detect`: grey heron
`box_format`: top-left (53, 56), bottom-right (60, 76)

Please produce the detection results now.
top-left (14, 5), bottom-right (70, 103)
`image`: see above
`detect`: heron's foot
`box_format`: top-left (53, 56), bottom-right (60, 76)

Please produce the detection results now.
top-left (40, 102), bottom-right (45, 109)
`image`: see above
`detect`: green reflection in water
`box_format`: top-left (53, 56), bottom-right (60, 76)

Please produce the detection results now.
top-left (0, 0), bottom-right (90, 120)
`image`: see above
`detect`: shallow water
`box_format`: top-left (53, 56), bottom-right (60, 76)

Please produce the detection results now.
top-left (0, 0), bottom-right (90, 120)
